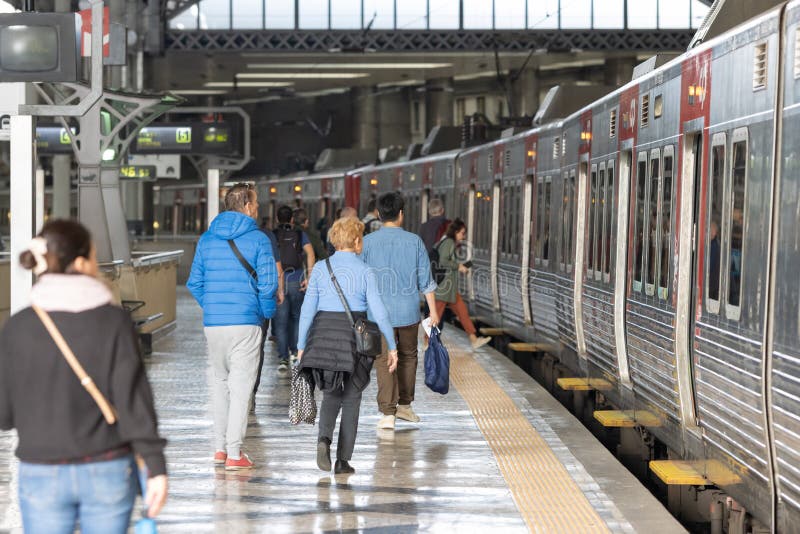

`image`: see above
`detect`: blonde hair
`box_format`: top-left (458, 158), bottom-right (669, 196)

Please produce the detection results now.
top-left (328, 216), bottom-right (364, 251)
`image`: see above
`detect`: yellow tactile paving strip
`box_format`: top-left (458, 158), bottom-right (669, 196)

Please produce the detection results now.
top-left (449, 349), bottom-right (611, 533)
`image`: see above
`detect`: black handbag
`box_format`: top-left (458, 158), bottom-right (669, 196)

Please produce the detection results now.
top-left (325, 259), bottom-right (382, 358)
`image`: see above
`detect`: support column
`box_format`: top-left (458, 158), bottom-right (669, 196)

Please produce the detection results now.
top-left (352, 86), bottom-right (378, 150)
top-left (52, 155), bottom-right (71, 219)
top-left (378, 89), bottom-right (412, 148)
top-left (424, 77), bottom-right (454, 133)
top-left (207, 168), bottom-right (220, 229)
top-left (78, 165), bottom-right (131, 263)
top-left (35, 167), bottom-right (44, 232)
top-left (10, 115), bottom-right (34, 314)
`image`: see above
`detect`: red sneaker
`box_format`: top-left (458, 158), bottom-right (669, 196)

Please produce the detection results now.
top-left (213, 451), bottom-right (227, 465)
top-left (225, 453), bottom-right (255, 471)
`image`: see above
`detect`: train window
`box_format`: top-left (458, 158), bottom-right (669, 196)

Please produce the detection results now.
top-left (706, 134), bottom-right (726, 314)
top-left (659, 147), bottom-right (674, 300)
top-left (654, 95), bottom-right (663, 119)
top-left (641, 94), bottom-right (650, 128)
top-left (543, 180), bottom-right (551, 263)
top-left (535, 180), bottom-right (544, 263)
top-left (502, 184), bottom-right (510, 255)
top-left (603, 161), bottom-right (615, 280)
top-left (727, 129), bottom-right (748, 319)
top-left (646, 151), bottom-right (660, 295)
top-left (587, 166), bottom-right (597, 273)
top-left (567, 172), bottom-right (575, 271)
top-left (553, 137), bottom-right (560, 159)
top-left (753, 42), bottom-right (767, 91)
top-left (633, 153), bottom-right (647, 292)
top-left (595, 164), bottom-right (606, 281)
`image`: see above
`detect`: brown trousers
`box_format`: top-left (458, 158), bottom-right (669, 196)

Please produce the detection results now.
top-left (435, 293), bottom-right (476, 336)
top-left (376, 323), bottom-right (420, 416)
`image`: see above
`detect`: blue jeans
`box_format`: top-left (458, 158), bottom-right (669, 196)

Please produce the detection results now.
top-left (19, 455), bottom-right (138, 534)
top-left (274, 279), bottom-right (304, 360)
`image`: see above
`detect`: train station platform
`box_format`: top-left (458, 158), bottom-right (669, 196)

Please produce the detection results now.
top-left (0, 289), bottom-right (685, 533)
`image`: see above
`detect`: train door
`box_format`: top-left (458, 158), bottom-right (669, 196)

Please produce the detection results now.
top-left (467, 184), bottom-right (477, 301)
top-left (521, 175), bottom-right (535, 325)
top-left (490, 180), bottom-right (502, 311)
top-left (574, 161), bottom-right (589, 357)
top-left (676, 132), bottom-right (704, 427)
top-left (421, 189), bottom-right (430, 225)
top-left (614, 150), bottom-right (632, 384)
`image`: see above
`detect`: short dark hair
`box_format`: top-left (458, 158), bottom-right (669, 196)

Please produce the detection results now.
top-left (277, 205), bottom-right (293, 224)
top-left (20, 219), bottom-right (92, 275)
top-left (377, 192), bottom-right (404, 223)
top-left (367, 198), bottom-right (377, 212)
top-left (445, 218), bottom-right (467, 240)
top-left (224, 183), bottom-right (255, 212)
top-left (293, 208), bottom-right (308, 226)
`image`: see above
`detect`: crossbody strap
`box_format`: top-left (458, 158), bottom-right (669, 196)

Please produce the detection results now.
top-left (325, 259), bottom-right (355, 328)
top-left (31, 305), bottom-right (118, 425)
top-left (228, 239), bottom-right (259, 293)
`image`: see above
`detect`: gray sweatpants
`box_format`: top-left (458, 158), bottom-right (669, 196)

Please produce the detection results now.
top-left (204, 325), bottom-right (262, 459)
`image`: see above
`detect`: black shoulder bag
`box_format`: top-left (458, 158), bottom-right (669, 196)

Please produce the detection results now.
top-left (325, 259), bottom-right (382, 358)
top-left (228, 239), bottom-right (258, 293)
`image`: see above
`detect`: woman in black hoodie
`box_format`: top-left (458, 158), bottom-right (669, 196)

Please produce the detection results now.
top-left (0, 220), bottom-right (168, 534)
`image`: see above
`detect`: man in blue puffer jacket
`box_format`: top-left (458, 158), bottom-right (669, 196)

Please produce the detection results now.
top-left (187, 183), bottom-right (278, 471)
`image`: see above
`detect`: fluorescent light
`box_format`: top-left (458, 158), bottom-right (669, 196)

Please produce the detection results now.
top-left (236, 72), bottom-right (368, 79)
top-left (205, 82), bottom-right (294, 88)
top-left (246, 62), bottom-right (452, 70)
top-left (172, 89), bottom-right (228, 95)
top-left (453, 72), bottom-right (497, 81)
top-left (539, 59), bottom-right (606, 71)
top-left (377, 79), bottom-right (424, 88)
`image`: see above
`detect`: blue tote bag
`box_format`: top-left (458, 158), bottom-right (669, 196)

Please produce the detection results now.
top-left (424, 327), bottom-right (450, 394)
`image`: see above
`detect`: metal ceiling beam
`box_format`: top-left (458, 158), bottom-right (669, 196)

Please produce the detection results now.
top-left (165, 29), bottom-right (695, 53)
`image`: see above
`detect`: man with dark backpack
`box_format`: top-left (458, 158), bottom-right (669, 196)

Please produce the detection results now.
top-left (418, 198), bottom-right (449, 256)
top-left (361, 199), bottom-right (382, 235)
top-left (273, 205), bottom-right (316, 371)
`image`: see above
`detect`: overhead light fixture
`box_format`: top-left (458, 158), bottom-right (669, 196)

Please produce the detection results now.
top-left (171, 89), bottom-right (228, 95)
top-left (245, 62), bottom-right (452, 70)
top-left (236, 72), bottom-right (368, 79)
top-left (539, 59), bottom-right (605, 72)
top-left (377, 79), bottom-right (424, 88)
top-left (205, 81), bottom-right (294, 88)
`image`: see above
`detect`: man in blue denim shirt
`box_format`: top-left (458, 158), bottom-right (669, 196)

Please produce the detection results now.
top-left (361, 192), bottom-right (439, 430)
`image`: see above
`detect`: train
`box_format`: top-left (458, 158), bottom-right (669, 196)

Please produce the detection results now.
top-left (152, 2), bottom-right (800, 530)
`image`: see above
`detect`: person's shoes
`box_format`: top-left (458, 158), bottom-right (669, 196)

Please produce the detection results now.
top-left (277, 359), bottom-right (289, 372)
top-left (289, 352), bottom-right (298, 364)
top-left (377, 414), bottom-right (396, 430)
top-left (213, 451), bottom-right (227, 465)
top-left (396, 404), bottom-right (420, 423)
top-left (334, 460), bottom-right (355, 474)
top-left (317, 439), bottom-right (332, 472)
top-left (225, 453), bottom-right (254, 471)
top-left (470, 335), bottom-right (491, 350)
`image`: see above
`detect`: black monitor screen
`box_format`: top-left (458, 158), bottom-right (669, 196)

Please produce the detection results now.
top-left (0, 25), bottom-right (58, 72)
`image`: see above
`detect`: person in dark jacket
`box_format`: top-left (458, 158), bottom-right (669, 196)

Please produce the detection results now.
top-left (297, 216), bottom-right (397, 475)
top-left (187, 183), bottom-right (279, 470)
top-left (0, 220), bottom-right (168, 533)
top-left (418, 198), bottom-right (449, 255)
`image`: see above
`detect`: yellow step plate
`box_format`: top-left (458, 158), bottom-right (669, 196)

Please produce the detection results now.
top-left (649, 460), bottom-right (742, 486)
top-left (508, 342), bottom-right (547, 352)
top-left (593, 410), bottom-right (662, 428)
top-left (557, 378), bottom-right (613, 391)
top-left (479, 327), bottom-right (506, 336)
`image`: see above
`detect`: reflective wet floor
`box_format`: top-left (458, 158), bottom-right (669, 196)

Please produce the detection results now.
top-left (0, 289), bottom-right (685, 532)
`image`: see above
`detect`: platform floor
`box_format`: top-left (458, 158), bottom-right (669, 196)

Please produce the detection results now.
top-left (0, 289), bottom-right (685, 533)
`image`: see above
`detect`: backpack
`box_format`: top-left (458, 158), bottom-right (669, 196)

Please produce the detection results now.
top-left (275, 225), bottom-right (303, 270)
top-left (362, 214), bottom-right (379, 235)
top-left (434, 218), bottom-right (451, 244)
top-left (429, 238), bottom-right (450, 285)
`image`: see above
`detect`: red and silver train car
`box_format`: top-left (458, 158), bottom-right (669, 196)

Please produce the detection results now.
top-left (261, 3), bottom-right (800, 528)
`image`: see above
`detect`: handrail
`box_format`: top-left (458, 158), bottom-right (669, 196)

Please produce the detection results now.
top-left (132, 250), bottom-right (184, 267)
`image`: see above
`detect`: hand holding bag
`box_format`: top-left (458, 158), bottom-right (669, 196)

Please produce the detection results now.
top-left (424, 326), bottom-right (450, 394)
top-left (134, 458), bottom-right (158, 534)
top-left (289, 365), bottom-right (317, 425)
top-left (325, 259), bottom-right (382, 358)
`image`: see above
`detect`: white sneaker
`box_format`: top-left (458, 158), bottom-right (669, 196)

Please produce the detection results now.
top-left (396, 404), bottom-right (420, 423)
top-left (471, 336), bottom-right (491, 350)
top-left (377, 414), bottom-right (396, 430)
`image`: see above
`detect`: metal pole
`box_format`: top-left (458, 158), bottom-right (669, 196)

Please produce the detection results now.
top-left (207, 168), bottom-right (220, 229)
top-left (10, 115), bottom-right (34, 314)
top-left (35, 167), bottom-right (44, 232)
top-left (52, 155), bottom-right (71, 219)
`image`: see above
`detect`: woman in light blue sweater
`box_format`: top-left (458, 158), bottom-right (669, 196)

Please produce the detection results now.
top-left (297, 217), bottom-right (397, 474)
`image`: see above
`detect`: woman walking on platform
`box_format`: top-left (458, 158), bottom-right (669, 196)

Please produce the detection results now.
top-left (0, 220), bottom-right (168, 534)
top-left (433, 219), bottom-right (491, 349)
top-left (297, 217), bottom-right (397, 474)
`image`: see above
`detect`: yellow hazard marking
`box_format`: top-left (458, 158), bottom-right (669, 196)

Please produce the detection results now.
top-left (508, 342), bottom-right (549, 353)
top-left (557, 378), bottom-right (613, 391)
top-left (593, 410), bottom-right (662, 428)
top-left (649, 460), bottom-right (742, 486)
top-left (450, 349), bottom-right (611, 533)
top-left (479, 327), bottom-right (506, 336)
